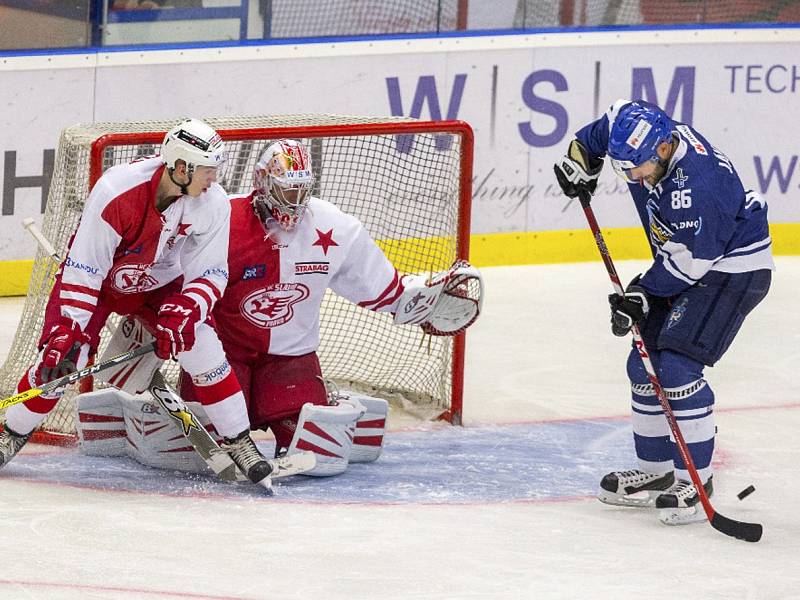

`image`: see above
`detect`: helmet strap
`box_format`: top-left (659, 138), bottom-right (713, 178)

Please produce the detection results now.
top-left (167, 164), bottom-right (194, 196)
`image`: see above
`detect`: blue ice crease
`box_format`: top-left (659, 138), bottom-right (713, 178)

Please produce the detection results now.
top-left (1, 419), bottom-right (634, 503)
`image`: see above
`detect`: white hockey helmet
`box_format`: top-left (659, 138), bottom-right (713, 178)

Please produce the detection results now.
top-left (253, 139), bottom-right (314, 232)
top-left (161, 118), bottom-right (226, 175)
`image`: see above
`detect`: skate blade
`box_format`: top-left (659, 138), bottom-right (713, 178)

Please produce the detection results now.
top-left (257, 476), bottom-right (274, 496)
top-left (658, 505), bottom-right (708, 525)
top-left (597, 489), bottom-right (659, 508)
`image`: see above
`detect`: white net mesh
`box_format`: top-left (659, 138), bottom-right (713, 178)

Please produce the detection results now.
top-left (0, 114), bottom-right (471, 440)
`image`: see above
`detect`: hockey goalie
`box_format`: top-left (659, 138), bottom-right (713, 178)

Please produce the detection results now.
top-left (78, 138), bottom-right (483, 478)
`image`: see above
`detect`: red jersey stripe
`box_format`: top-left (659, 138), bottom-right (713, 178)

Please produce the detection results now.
top-left (191, 277), bottom-right (222, 300)
top-left (61, 282), bottom-right (101, 297)
top-left (184, 287), bottom-right (213, 314)
top-left (61, 298), bottom-right (97, 313)
top-left (372, 280), bottom-right (406, 311)
top-left (358, 270), bottom-right (400, 309)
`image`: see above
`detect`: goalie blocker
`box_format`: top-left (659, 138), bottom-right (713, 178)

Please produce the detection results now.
top-left (76, 387), bottom-right (387, 478)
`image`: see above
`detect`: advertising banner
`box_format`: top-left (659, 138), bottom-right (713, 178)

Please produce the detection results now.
top-left (1, 30), bottom-right (798, 269)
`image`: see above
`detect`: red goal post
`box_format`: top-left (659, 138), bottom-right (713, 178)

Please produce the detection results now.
top-left (0, 115), bottom-right (474, 444)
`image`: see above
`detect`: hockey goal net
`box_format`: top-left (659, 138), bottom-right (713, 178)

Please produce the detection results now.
top-left (0, 115), bottom-right (473, 443)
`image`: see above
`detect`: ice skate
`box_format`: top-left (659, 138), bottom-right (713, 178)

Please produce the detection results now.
top-left (655, 476), bottom-right (714, 525)
top-left (0, 425), bottom-right (32, 469)
top-left (221, 430), bottom-right (274, 486)
top-left (598, 469), bottom-right (675, 507)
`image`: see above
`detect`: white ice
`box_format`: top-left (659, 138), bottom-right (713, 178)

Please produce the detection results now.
top-left (1, 259), bottom-right (799, 600)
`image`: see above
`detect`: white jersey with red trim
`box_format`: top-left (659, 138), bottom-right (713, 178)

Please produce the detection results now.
top-left (216, 194), bottom-right (405, 358)
top-left (59, 156), bottom-right (230, 328)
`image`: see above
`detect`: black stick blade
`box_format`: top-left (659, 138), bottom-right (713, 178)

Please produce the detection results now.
top-left (711, 512), bottom-right (763, 543)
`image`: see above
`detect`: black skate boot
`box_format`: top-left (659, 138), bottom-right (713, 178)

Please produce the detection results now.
top-left (221, 430), bottom-right (273, 485)
top-left (655, 476), bottom-right (714, 525)
top-left (0, 424), bottom-right (32, 469)
top-left (598, 469), bottom-right (675, 507)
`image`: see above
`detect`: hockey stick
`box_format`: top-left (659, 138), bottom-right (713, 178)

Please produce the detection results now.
top-left (148, 370), bottom-right (244, 485)
top-left (148, 370), bottom-right (316, 493)
top-left (577, 189), bottom-right (762, 543)
top-left (22, 217), bottom-right (61, 263)
top-left (0, 342), bottom-right (157, 411)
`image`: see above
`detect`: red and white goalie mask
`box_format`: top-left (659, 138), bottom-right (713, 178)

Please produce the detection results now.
top-left (253, 139), bottom-right (314, 232)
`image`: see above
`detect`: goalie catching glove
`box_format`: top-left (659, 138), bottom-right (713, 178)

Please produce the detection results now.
top-left (393, 259), bottom-right (483, 336)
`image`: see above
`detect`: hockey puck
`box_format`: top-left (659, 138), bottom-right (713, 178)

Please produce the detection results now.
top-left (737, 485), bottom-right (756, 500)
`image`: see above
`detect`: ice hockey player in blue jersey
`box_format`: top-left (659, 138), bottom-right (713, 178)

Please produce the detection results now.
top-left (553, 99), bottom-right (774, 525)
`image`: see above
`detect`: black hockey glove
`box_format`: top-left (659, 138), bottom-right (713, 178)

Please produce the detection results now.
top-left (608, 275), bottom-right (650, 337)
top-left (553, 139), bottom-right (603, 199)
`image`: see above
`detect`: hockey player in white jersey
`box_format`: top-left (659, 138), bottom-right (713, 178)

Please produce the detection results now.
top-left (0, 119), bottom-right (275, 484)
top-left (166, 138), bottom-right (483, 476)
top-left (554, 100), bottom-right (773, 525)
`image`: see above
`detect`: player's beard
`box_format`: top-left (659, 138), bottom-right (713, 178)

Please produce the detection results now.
top-left (644, 159), bottom-right (670, 187)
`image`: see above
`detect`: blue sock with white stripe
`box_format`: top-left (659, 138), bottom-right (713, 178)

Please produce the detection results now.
top-left (627, 349), bottom-right (672, 475)
top-left (657, 350), bottom-right (715, 483)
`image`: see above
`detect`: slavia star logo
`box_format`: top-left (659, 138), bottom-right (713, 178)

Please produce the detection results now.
top-left (312, 228), bottom-right (339, 255)
top-left (151, 386), bottom-right (201, 435)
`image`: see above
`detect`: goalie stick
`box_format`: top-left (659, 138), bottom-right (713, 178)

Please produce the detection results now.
top-left (0, 342), bottom-right (157, 411)
top-left (577, 189), bottom-right (762, 543)
top-left (148, 370), bottom-right (316, 493)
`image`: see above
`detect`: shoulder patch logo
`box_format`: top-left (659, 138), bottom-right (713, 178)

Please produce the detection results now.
top-left (242, 264), bottom-right (266, 281)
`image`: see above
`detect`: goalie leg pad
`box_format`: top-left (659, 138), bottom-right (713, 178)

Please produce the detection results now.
top-left (123, 392), bottom-right (216, 474)
top-left (76, 388), bottom-right (217, 474)
top-left (285, 400), bottom-right (363, 477)
top-left (94, 317), bottom-right (164, 395)
top-left (338, 394), bottom-right (388, 463)
top-left (76, 388), bottom-right (129, 457)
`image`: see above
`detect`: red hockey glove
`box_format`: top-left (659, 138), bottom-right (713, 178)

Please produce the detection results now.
top-left (39, 316), bottom-right (88, 383)
top-left (155, 294), bottom-right (201, 359)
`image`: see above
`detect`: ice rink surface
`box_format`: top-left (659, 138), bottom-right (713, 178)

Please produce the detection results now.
top-left (1, 258), bottom-right (799, 600)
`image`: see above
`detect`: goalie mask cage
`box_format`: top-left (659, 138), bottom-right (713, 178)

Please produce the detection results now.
top-left (0, 115), bottom-right (474, 444)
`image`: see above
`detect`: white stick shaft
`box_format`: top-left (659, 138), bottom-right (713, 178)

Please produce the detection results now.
top-left (22, 218), bottom-right (60, 263)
